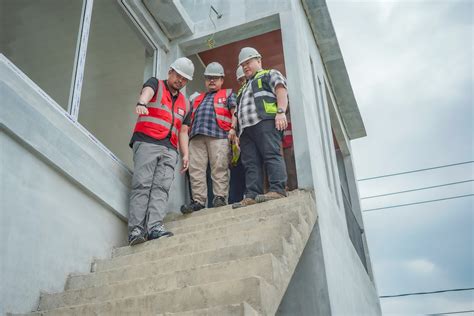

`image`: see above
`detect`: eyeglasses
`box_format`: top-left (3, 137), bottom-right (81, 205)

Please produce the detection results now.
top-left (205, 76), bottom-right (222, 81)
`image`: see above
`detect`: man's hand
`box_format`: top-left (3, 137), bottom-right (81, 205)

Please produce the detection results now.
top-left (136, 105), bottom-right (149, 115)
top-left (228, 128), bottom-right (237, 142)
top-left (275, 113), bottom-right (288, 131)
top-left (180, 155), bottom-right (189, 174)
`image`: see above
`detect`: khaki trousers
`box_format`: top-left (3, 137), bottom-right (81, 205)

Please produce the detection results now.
top-left (189, 135), bottom-right (230, 205)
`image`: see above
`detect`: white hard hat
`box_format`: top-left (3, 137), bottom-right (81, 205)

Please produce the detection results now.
top-left (238, 47), bottom-right (261, 65)
top-left (170, 57), bottom-right (194, 80)
top-left (189, 92), bottom-right (200, 103)
top-left (236, 66), bottom-right (245, 80)
top-left (204, 62), bottom-right (225, 77)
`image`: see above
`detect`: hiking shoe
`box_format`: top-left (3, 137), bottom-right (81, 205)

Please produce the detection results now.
top-left (213, 196), bottom-right (227, 208)
top-left (148, 223), bottom-right (173, 240)
top-left (180, 201), bottom-right (205, 214)
top-left (232, 197), bottom-right (257, 209)
top-left (128, 227), bottom-right (146, 246)
top-left (255, 191), bottom-right (286, 203)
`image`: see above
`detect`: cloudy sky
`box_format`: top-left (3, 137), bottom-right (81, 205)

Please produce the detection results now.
top-left (326, 0), bottom-right (473, 314)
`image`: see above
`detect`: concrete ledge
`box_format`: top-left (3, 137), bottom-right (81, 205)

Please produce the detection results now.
top-left (301, 0), bottom-right (366, 139)
top-left (0, 54), bottom-right (131, 220)
top-left (143, 0), bottom-right (194, 40)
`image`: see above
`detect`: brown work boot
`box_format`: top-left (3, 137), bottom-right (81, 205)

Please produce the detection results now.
top-left (232, 197), bottom-right (257, 209)
top-left (255, 191), bottom-right (286, 203)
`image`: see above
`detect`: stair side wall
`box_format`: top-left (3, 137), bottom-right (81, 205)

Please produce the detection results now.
top-left (0, 57), bottom-right (131, 315)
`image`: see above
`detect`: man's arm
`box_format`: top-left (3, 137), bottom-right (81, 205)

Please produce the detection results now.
top-left (227, 93), bottom-right (238, 144)
top-left (136, 77), bottom-right (158, 115)
top-left (135, 87), bottom-right (154, 115)
top-left (275, 84), bottom-right (288, 131)
top-left (179, 125), bottom-right (190, 173)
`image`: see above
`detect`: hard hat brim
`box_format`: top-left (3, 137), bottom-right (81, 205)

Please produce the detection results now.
top-left (171, 67), bottom-right (193, 81)
top-left (204, 72), bottom-right (225, 77)
top-left (238, 54), bottom-right (261, 66)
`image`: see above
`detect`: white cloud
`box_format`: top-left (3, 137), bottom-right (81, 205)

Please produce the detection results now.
top-left (403, 258), bottom-right (436, 274)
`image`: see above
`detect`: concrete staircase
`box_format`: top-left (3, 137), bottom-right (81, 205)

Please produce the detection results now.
top-left (17, 190), bottom-right (317, 315)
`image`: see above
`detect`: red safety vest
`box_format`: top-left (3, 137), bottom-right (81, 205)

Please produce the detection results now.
top-left (191, 89), bottom-right (233, 131)
top-left (133, 80), bottom-right (189, 149)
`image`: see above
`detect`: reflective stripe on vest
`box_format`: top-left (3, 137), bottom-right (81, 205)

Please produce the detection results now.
top-left (191, 88), bottom-right (233, 131)
top-left (133, 79), bottom-right (187, 148)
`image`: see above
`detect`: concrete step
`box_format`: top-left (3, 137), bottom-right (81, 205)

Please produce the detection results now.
top-left (66, 222), bottom-right (303, 290)
top-left (170, 201), bottom-right (304, 235)
top-left (36, 276), bottom-right (279, 315)
top-left (164, 192), bottom-right (307, 230)
top-left (16, 302), bottom-right (259, 316)
top-left (96, 209), bottom-right (307, 272)
top-left (164, 302), bottom-right (260, 316)
top-left (112, 194), bottom-right (311, 258)
top-left (40, 253), bottom-right (285, 310)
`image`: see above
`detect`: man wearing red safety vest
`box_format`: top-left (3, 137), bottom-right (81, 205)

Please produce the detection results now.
top-left (180, 62), bottom-right (237, 213)
top-left (128, 57), bottom-right (194, 246)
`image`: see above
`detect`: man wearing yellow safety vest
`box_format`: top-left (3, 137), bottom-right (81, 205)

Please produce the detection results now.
top-left (128, 57), bottom-right (194, 245)
top-left (180, 62), bottom-right (237, 213)
top-left (231, 47), bottom-right (289, 208)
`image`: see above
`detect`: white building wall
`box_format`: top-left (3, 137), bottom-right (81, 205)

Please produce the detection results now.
top-left (278, 2), bottom-right (381, 314)
top-left (0, 57), bottom-right (128, 315)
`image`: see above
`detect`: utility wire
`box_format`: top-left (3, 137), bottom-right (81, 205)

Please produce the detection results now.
top-left (379, 287), bottom-right (474, 298)
top-left (360, 180), bottom-right (474, 200)
top-left (358, 161), bottom-right (474, 182)
top-left (363, 194), bottom-right (474, 212)
top-left (425, 310), bottom-right (474, 315)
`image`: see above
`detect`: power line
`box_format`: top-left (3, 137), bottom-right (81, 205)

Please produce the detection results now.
top-left (380, 287), bottom-right (474, 298)
top-left (363, 194), bottom-right (474, 212)
top-left (360, 180), bottom-right (474, 200)
top-left (425, 310), bottom-right (474, 316)
top-left (358, 161), bottom-right (474, 182)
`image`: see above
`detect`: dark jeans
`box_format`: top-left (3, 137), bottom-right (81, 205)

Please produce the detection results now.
top-left (240, 120), bottom-right (287, 198)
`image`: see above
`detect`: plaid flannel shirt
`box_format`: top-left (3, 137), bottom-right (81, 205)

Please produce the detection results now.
top-left (237, 69), bottom-right (287, 135)
top-left (184, 91), bottom-right (236, 139)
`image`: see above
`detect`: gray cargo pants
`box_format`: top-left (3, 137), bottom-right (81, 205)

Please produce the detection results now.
top-left (128, 141), bottom-right (178, 234)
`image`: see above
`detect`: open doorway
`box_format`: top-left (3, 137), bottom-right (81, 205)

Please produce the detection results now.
top-left (184, 29), bottom-right (298, 205)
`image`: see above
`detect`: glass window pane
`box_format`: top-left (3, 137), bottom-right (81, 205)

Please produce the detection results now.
top-left (78, 0), bottom-right (152, 168)
top-left (0, 0), bottom-right (83, 110)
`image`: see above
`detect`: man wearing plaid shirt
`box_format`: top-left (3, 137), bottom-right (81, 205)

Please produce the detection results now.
top-left (231, 47), bottom-right (289, 208)
top-left (180, 62), bottom-right (237, 213)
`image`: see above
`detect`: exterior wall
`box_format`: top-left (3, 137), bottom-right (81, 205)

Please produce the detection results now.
top-left (277, 2), bottom-right (381, 314)
top-left (180, 0), bottom-right (379, 314)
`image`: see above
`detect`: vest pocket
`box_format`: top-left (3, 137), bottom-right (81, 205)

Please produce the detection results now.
top-left (263, 100), bottom-right (277, 114)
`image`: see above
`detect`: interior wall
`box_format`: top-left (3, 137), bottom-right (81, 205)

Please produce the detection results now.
top-left (0, 0), bottom-right (83, 110)
top-left (78, 0), bottom-right (150, 168)
top-left (185, 54), bottom-right (206, 96)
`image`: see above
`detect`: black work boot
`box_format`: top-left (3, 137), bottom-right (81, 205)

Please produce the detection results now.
top-left (180, 201), bottom-right (205, 214)
top-left (213, 196), bottom-right (227, 208)
top-left (148, 223), bottom-right (173, 241)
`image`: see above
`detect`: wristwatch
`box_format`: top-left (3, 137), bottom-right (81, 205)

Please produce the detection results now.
top-left (277, 108), bottom-right (285, 114)
top-left (136, 102), bottom-right (147, 107)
